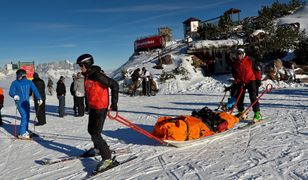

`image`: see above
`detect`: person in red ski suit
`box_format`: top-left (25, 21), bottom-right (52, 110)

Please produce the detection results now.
top-left (231, 48), bottom-right (262, 121)
top-left (76, 53), bottom-right (119, 172)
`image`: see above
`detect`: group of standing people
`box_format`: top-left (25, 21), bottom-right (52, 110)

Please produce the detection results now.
top-left (4, 53), bottom-right (120, 173)
top-left (130, 67), bottom-right (152, 96)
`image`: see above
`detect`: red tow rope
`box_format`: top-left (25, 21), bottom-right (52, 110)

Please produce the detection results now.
top-left (242, 83), bottom-right (273, 116)
top-left (107, 111), bottom-right (167, 145)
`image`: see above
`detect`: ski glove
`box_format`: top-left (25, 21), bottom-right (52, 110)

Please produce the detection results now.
top-left (224, 85), bottom-right (231, 92)
top-left (38, 100), bottom-right (43, 106)
top-left (13, 95), bottom-right (20, 101)
top-left (110, 104), bottom-right (118, 111)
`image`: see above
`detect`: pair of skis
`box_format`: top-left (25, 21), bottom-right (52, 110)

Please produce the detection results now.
top-left (237, 117), bottom-right (269, 130)
top-left (40, 147), bottom-right (132, 165)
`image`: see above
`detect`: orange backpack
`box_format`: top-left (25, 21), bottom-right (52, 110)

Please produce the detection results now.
top-left (217, 112), bottom-right (239, 129)
top-left (152, 115), bottom-right (214, 141)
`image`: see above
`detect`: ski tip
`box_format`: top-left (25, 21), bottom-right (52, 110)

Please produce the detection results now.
top-left (41, 158), bottom-right (51, 165)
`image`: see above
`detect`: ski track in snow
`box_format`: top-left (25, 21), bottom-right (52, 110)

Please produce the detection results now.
top-left (0, 87), bottom-right (307, 179)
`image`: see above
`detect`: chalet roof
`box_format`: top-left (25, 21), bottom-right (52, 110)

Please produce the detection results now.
top-left (183, 17), bottom-right (201, 24)
top-left (225, 8), bottom-right (241, 14)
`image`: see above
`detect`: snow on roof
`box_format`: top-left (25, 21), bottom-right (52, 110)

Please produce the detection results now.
top-left (252, 29), bottom-right (266, 36)
top-left (278, 5), bottom-right (308, 33)
top-left (189, 38), bottom-right (244, 50)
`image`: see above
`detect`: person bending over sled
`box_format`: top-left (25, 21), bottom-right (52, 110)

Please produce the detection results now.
top-left (77, 54), bottom-right (119, 172)
top-left (230, 48), bottom-right (262, 121)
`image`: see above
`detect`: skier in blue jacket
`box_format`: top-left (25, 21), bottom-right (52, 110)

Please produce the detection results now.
top-left (9, 69), bottom-right (43, 139)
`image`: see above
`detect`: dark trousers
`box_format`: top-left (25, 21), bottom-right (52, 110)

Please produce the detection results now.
top-left (237, 80), bottom-right (260, 113)
top-left (88, 108), bottom-right (111, 160)
top-left (73, 96), bottom-right (77, 115)
top-left (85, 96), bottom-right (89, 112)
top-left (76, 96), bottom-right (85, 116)
top-left (57, 95), bottom-right (65, 117)
top-left (142, 80), bottom-right (151, 96)
top-left (34, 99), bottom-right (46, 124)
top-left (0, 107), bottom-right (2, 125)
top-left (131, 80), bottom-right (139, 96)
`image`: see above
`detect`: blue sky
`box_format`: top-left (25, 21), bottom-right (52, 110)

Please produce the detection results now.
top-left (0, 0), bottom-right (290, 70)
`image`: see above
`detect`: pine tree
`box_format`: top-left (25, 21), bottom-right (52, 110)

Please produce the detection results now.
top-left (244, 0), bottom-right (306, 63)
top-left (218, 13), bottom-right (233, 38)
top-left (295, 38), bottom-right (308, 65)
top-left (198, 23), bottom-right (220, 40)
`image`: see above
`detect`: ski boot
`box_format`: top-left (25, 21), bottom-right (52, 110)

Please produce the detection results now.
top-left (18, 131), bottom-right (31, 140)
top-left (226, 97), bottom-right (236, 110)
top-left (95, 156), bottom-right (119, 172)
top-left (236, 111), bottom-right (248, 120)
top-left (253, 111), bottom-right (262, 122)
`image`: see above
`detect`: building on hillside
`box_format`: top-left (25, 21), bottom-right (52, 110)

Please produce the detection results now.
top-left (187, 38), bottom-right (243, 75)
top-left (187, 8), bottom-right (241, 41)
top-left (5, 62), bottom-right (19, 71)
top-left (224, 8), bottom-right (241, 24)
top-left (158, 27), bottom-right (173, 42)
top-left (134, 35), bottom-right (166, 52)
top-left (183, 17), bottom-right (201, 40)
top-left (201, 8), bottom-right (241, 26)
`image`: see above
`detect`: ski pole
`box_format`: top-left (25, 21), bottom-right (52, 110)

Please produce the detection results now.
top-left (230, 85), bottom-right (244, 114)
top-left (241, 84), bottom-right (273, 117)
top-left (215, 91), bottom-right (227, 111)
top-left (107, 110), bottom-right (167, 145)
top-left (14, 104), bottom-right (18, 138)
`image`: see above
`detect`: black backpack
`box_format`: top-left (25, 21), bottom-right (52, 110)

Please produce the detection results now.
top-left (192, 106), bottom-right (225, 132)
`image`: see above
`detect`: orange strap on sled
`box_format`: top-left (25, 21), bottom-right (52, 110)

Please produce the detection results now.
top-left (107, 111), bottom-right (167, 145)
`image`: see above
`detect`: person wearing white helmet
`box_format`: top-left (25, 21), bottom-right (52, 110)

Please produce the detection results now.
top-left (230, 48), bottom-right (262, 121)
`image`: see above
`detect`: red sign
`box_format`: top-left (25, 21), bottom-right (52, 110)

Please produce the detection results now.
top-left (20, 64), bottom-right (35, 80)
top-left (134, 35), bottom-right (165, 52)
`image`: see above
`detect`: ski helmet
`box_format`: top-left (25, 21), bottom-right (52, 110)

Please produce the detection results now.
top-left (237, 48), bottom-right (246, 57)
top-left (76, 54), bottom-right (94, 68)
top-left (16, 69), bottom-right (27, 79)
